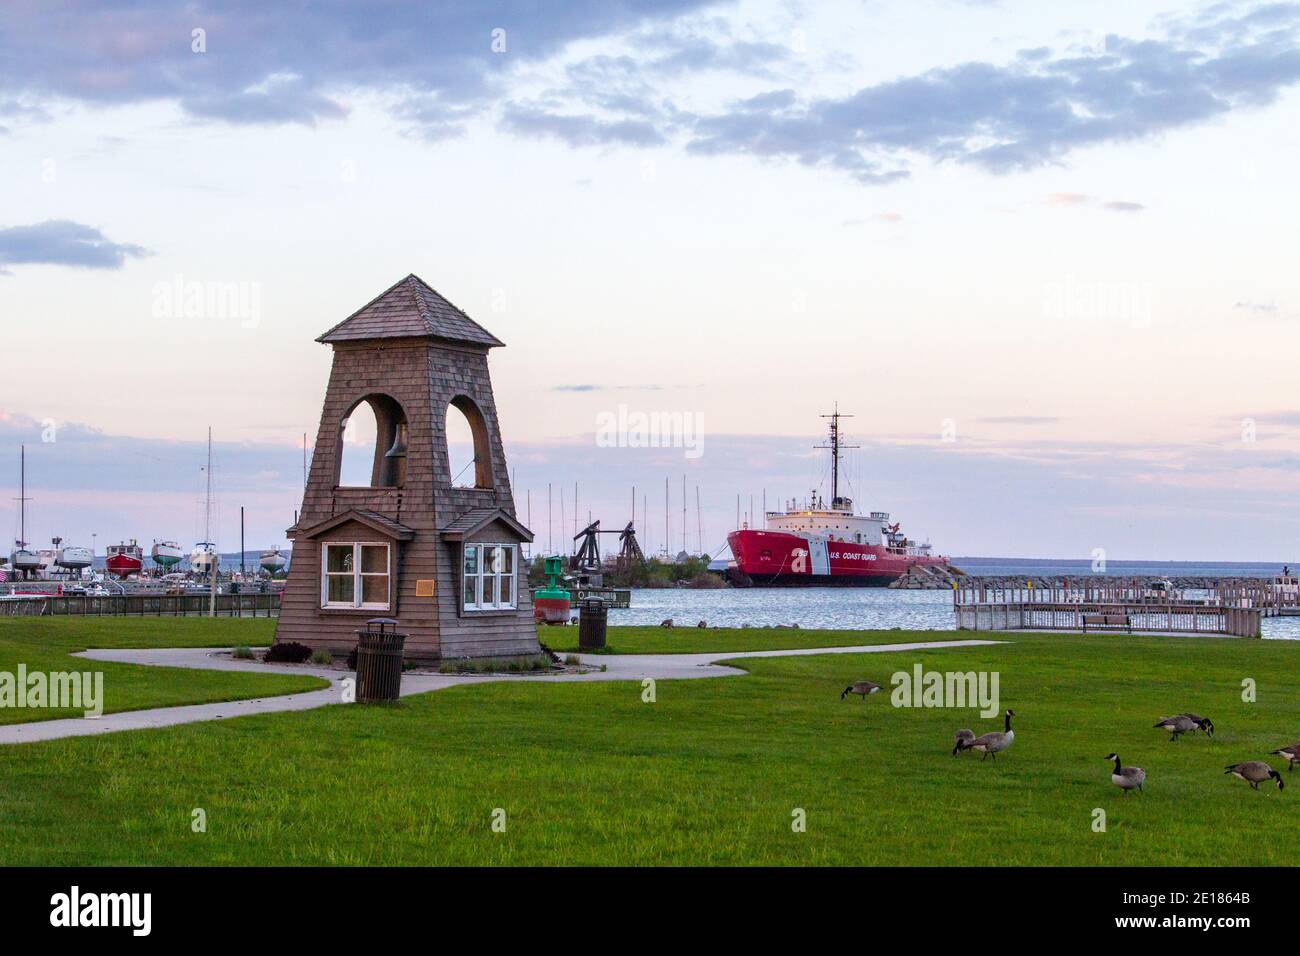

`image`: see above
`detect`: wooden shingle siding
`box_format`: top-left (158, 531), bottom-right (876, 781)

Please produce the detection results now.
top-left (275, 275), bottom-right (539, 663)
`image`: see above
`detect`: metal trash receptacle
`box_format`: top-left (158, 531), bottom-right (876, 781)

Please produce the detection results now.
top-left (578, 598), bottom-right (608, 650)
top-left (355, 617), bottom-right (407, 703)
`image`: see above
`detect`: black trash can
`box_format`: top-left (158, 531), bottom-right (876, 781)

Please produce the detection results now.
top-left (354, 617), bottom-right (407, 703)
top-left (578, 598), bottom-right (608, 650)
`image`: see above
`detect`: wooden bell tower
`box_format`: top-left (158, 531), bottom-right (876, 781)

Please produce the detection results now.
top-left (276, 274), bottom-right (538, 662)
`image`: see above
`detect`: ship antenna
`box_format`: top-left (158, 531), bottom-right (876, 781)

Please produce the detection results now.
top-left (818, 405), bottom-right (858, 508)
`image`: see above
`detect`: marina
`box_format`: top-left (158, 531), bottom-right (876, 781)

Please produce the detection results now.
top-left (3, 433), bottom-right (292, 590)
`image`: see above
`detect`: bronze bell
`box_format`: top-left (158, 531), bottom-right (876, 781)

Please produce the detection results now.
top-left (382, 420), bottom-right (408, 486)
top-left (384, 420), bottom-right (408, 460)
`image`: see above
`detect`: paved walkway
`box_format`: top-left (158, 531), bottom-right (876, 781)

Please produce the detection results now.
top-left (0, 639), bottom-right (1002, 745)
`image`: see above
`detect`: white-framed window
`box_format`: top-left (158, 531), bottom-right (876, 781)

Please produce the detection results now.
top-left (321, 542), bottom-right (391, 610)
top-left (462, 543), bottom-right (517, 611)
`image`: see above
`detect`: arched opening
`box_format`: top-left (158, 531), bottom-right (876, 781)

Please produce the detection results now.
top-left (446, 396), bottom-right (491, 488)
top-left (337, 394), bottom-right (408, 488)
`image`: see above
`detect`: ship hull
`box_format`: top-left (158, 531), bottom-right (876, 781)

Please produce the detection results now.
top-left (10, 550), bottom-right (41, 573)
top-left (152, 544), bottom-right (183, 568)
top-left (105, 554), bottom-right (143, 577)
top-left (727, 530), bottom-right (949, 587)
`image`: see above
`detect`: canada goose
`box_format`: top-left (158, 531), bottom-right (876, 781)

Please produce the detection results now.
top-left (963, 709), bottom-right (1016, 761)
top-left (1224, 761), bottom-right (1285, 791)
top-left (1269, 744), bottom-right (1300, 771)
top-left (952, 728), bottom-right (975, 756)
top-left (1178, 713), bottom-right (1215, 737)
top-left (1154, 714), bottom-right (1199, 741)
top-left (841, 680), bottom-right (881, 701)
top-left (1106, 753), bottom-right (1146, 795)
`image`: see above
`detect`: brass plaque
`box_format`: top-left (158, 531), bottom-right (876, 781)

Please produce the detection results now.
top-left (415, 579), bottom-right (436, 597)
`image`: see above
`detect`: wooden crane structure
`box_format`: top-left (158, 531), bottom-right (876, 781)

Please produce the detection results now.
top-left (572, 521), bottom-right (645, 573)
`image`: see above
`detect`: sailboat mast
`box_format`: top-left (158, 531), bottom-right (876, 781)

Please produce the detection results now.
top-left (696, 485), bottom-right (702, 554)
top-left (204, 427), bottom-right (213, 544)
top-left (19, 444), bottom-right (25, 546)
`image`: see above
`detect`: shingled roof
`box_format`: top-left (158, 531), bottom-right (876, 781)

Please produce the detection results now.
top-left (317, 274), bottom-right (505, 347)
top-left (439, 507), bottom-right (533, 543)
top-left (290, 508), bottom-right (416, 541)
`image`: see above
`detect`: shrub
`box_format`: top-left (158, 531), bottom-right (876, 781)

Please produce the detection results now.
top-left (264, 641), bottom-right (313, 664)
top-left (310, 648), bottom-right (333, 666)
top-left (346, 647), bottom-right (358, 670)
top-left (232, 645), bottom-right (254, 660)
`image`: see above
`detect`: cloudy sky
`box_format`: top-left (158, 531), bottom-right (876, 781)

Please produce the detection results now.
top-left (2, 0), bottom-right (1300, 561)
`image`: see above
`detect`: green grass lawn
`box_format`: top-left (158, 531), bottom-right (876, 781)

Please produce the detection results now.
top-left (0, 618), bottom-right (325, 725)
top-left (543, 624), bottom-right (936, 654)
top-left (0, 622), bottom-right (1296, 865)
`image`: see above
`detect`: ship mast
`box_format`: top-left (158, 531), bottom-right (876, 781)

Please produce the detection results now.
top-left (817, 406), bottom-right (858, 508)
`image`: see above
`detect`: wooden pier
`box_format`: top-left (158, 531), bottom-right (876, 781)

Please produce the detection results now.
top-left (1213, 577), bottom-right (1300, 616)
top-left (953, 578), bottom-right (1262, 637)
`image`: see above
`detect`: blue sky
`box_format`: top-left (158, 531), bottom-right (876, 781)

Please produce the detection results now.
top-left (2, 0), bottom-right (1300, 560)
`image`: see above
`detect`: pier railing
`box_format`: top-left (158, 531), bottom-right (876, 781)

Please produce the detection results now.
top-left (1213, 577), bottom-right (1300, 615)
top-left (952, 577), bottom-right (1262, 637)
top-left (954, 578), bottom-right (1184, 605)
top-left (954, 601), bottom-right (1261, 637)
top-left (0, 592), bottom-right (280, 618)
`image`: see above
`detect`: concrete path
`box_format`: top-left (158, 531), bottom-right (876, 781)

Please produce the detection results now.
top-left (0, 639), bottom-right (1002, 745)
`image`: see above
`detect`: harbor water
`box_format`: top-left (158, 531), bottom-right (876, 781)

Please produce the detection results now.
top-left (607, 588), bottom-right (1300, 639)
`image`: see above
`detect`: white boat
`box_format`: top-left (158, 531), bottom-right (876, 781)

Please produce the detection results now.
top-left (8, 547), bottom-right (39, 574)
top-left (191, 542), bottom-right (218, 576)
top-left (55, 545), bottom-right (93, 571)
top-left (152, 540), bottom-right (184, 569)
top-left (259, 547), bottom-right (287, 575)
top-left (52, 536), bottom-right (93, 572)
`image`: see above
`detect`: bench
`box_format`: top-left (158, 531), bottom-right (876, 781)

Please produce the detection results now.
top-left (1082, 612), bottom-right (1131, 633)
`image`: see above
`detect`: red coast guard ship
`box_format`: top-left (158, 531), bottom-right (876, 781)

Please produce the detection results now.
top-left (726, 410), bottom-right (950, 587)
